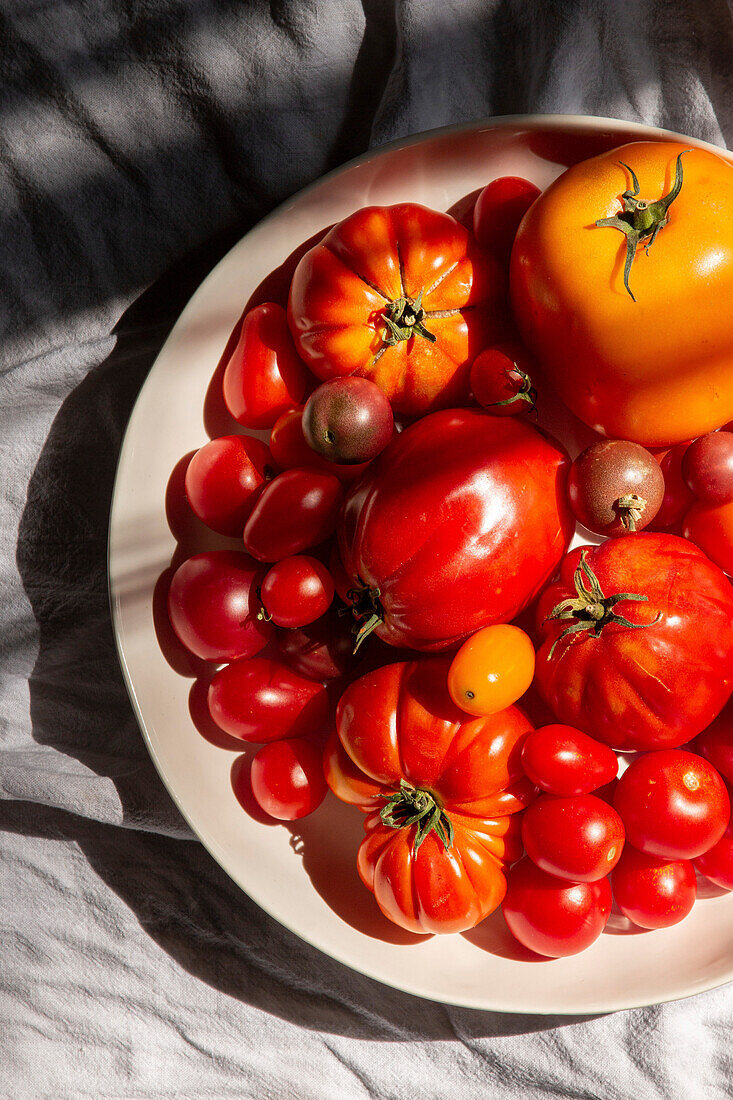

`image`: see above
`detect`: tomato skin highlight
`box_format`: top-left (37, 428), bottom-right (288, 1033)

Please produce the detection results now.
top-left (521, 724), bottom-right (618, 796)
top-left (502, 857), bottom-right (612, 957)
top-left (259, 556), bottom-right (334, 628)
top-left (448, 624), bottom-right (535, 716)
top-left (613, 749), bottom-right (730, 860)
top-left (223, 302), bottom-right (307, 429)
top-left (243, 467), bottom-right (344, 562)
top-left (521, 794), bottom-right (625, 882)
top-left (250, 738), bottom-right (328, 820)
top-left (184, 434), bottom-right (275, 537)
top-left (208, 656), bottom-right (330, 743)
top-left (611, 845), bottom-right (697, 929)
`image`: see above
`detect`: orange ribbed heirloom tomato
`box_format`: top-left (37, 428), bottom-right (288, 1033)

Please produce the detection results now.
top-left (511, 141), bottom-right (733, 446)
top-left (323, 657), bottom-right (535, 935)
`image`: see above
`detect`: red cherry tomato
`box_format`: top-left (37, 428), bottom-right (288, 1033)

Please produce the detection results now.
top-left (223, 302), bottom-right (307, 429)
top-left (208, 656), bottom-right (330, 742)
top-left (243, 467), bottom-right (344, 562)
top-left (521, 724), bottom-right (618, 795)
top-left (521, 794), bottom-right (625, 882)
top-left (611, 845), bottom-right (696, 929)
top-left (502, 857), bottom-right (612, 957)
top-left (684, 498), bottom-right (733, 576)
top-left (648, 441), bottom-right (694, 530)
top-left (694, 816), bottom-right (733, 890)
top-left (184, 434), bottom-right (275, 536)
top-left (473, 176), bottom-right (541, 261)
top-left (249, 738), bottom-right (328, 820)
top-left (682, 431), bottom-right (733, 504)
top-left (613, 750), bottom-right (730, 859)
top-left (469, 343), bottom-right (537, 416)
top-left (276, 606), bottom-right (362, 681)
top-left (167, 551), bottom-right (272, 662)
top-left (694, 701), bottom-right (733, 785)
top-left (259, 555), bottom-right (335, 628)
top-left (270, 407), bottom-right (369, 482)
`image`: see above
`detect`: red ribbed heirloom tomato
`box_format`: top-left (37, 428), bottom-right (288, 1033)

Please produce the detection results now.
top-left (288, 203), bottom-right (506, 417)
top-left (338, 407), bottom-right (573, 651)
top-left (535, 535), bottom-right (733, 751)
top-left (323, 657), bottom-right (535, 934)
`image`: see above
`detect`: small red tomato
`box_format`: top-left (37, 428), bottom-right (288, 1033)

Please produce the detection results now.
top-left (259, 555), bottom-right (335, 628)
top-left (208, 656), bottom-right (330, 742)
top-left (567, 439), bottom-right (665, 536)
top-left (469, 343), bottom-right (537, 416)
top-left (684, 498), bottom-right (733, 576)
top-left (242, 467), bottom-right (344, 562)
top-left (521, 724), bottom-right (618, 795)
top-left (249, 738), bottom-right (328, 820)
top-left (694, 701), bottom-right (733, 785)
top-left (276, 607), bottom-right (362, 681)
top-left (611, 845), bottom-right (696, 929)
top-left (473, 176), bottom-right (541, 261)
top-left (502, 857), bottom-right (612, 958)
top-left (223, 302), bottom-right (307, 429)
top-left (447, 624), bottom-right (535, 716)
top-left (614, 750), bottom-right (730, 859)
top-left (682, 431), bottom-right (733, 504)
top-left (521, 794), bottom-right (625, 882)
top-left (648, 441), bottom-right (694, 529)
top-left (302, 377), bottom-right (394, 464)
top-left (184, 434), bottom-right (275, 536)
top-left (167, 551), bottom-right (272, 662)
top-left (269, 407), bottom-right (368, 482)
top-left (694, 816), bottom-right (733, 890)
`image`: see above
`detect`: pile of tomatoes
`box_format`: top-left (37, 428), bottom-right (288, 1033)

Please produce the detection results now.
top-left (165, 137), bottom-right (733, 958)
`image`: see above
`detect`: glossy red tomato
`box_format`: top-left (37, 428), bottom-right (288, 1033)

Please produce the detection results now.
top-left (184, 434), bottom-right (275, 536)
top-left (324, 657), bottom-right (535, 934)
top-left (276, 607), bottom-right (362, 681)
top-left (521, 794), bottom-right (624, 882)
top-left (648, 441), bottom-right (694, 530)
top-left (473, 176), bottom-right (541, 261)
top-left (223, 302), bottom-right (307, 429)
top-left (259, 556), bottom-right (334, 628)
top-left (613, 750), bottom-right (729, 859)
top-left (469, 343), bottom-right (537, 416)
top-left (167, 551), bottom-right (272, 662)
top-left (208, 656), bottom-right (329, 742)
top-left (243, 467), bottom-right (344, 563)
top-left (535, 535), bottom-right (733, 750)
top-left (338, 407), bottom-right (573, 651)
top-left (611, 845), bottom-right (696, 929)
top-left (694, 701), bottom-right (733, 785)
top-left (288, 203), bottom-right (506, 416)
top-left (521, 724), bottom-right (618, 795)
top-left (269, 407), bottom-right (368, 482)
top-left (684, 498), bottom-right (733, 576)
top-left (502, 857), bottom-right (612, 957)
top-left (694, 817), bottom-right (733, 890)
top-left (250, 738), bottom-right (328, 820)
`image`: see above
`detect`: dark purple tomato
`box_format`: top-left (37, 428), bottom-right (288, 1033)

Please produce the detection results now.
top-left (568, 439), bottom-right (665, 536)
top-left (276, 606), bottom-right (361, 680)
top-left (469, 343), bottom-right (537, 416)
top-left (242, 467), bottom-right (344, 562)
top-left (611, 845), bottom-right (696, 929)
top-left (207, 656), bottom-right (330, 742)
top-left (259, 555), bottom-right (335, 628)
top-left (682, 431), bottom-right (733, 505)
top-left (184, 434), bottom-right (275, 537)
top-left (521, 724), bottom-right (618, 796)
top-left (250, 737), bottom-right (328, 820)
top-left (648, 442), bottom-right (694, 530)
top-left (167, 551), bottom-right (272, 662)
top-left (302, 377), bottom-right (394, 464)
top-left (521, 793), bottom-right (625, 882)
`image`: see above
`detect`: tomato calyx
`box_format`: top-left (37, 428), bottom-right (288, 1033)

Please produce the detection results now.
top-left (380, 779), bottom-right (455, 853)
top-left (616, 492), bottom-right (648, 531)
top-left (342, 579), bottom-right (385, 651)
top-left (594, 150), bottom-right (689, 302)
top-left (491, 366), bottom-right (537, 413)
top-left (547, 550), bottom-right (658, 658)
top-left (382, 291), bottom-right (437, 347)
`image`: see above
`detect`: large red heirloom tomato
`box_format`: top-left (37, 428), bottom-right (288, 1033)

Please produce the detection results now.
top-left (337, 407), bottom-right (573, 651)
top-left (324, 657), bottom-right (535, 934)
top-left (287, 203), bottom-right (506, 417)
top-left (511, 142), bottom-right (733, 446)
top-left (535, 535), bottom-right (733, 751)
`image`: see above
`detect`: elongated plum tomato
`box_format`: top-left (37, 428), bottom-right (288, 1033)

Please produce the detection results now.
top-left (338, 408), bottom-right (573, 651)
top-left (682, 431), bottom-right (733, 504)
top-left (222, 302), bottom-right (307, 429)
top-left (269, 407), bottom-right (368, 482)
top-left (613, 749), bottom-right (729, 859)
top-left (167, 551), bottom-right (272, 662)
top-left (448, 624), bottom-right (535, 716)
top-left (302, 377), bottom-right (394, 464)
top-left (611, 845), bottom-right (696, 929)
top-left (694, 817), bottom-right (733, 890)
top-left (472, 176), bottom-right (541, 261)
top-left (683, 498), bottom-right (733, 576)
top-left (259, 555), bottom-right (334, 628)
top-left (694, 700), bottom-right (733, 785)
top-left (521, 724), bottom-right (618, 796)
top-left (184, 434), bottom-right (275, 537)
top-left (288, 203), bottom-right (507, 417)
top-left (250, 738), bottom-right (328, 820)
top-left (243, 467), bottom-right (344, 562)
top-left (535, 535), bottom-right (733, 750)
top-left (469, 343), bottom-right (537, 416)
top-left (502, 857), bottom-right (612, 957)
top-left (648, 441), bottom-right (694, 530)
top-left (324, 656), bottom-right (535, 934)
top-left (567, 439), bottom-right (665, 536)
top-left (208, 656), bottom-right (329, 742)
top-left (521, 794), bottom-right (625, 881)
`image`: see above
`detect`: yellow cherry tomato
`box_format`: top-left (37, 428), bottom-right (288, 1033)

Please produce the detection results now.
top-left (448, 624), bottom-right (535, 716)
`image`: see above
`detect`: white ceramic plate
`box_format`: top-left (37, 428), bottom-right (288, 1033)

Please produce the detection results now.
top-left (109, 115), bottom-right (733, 1013)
